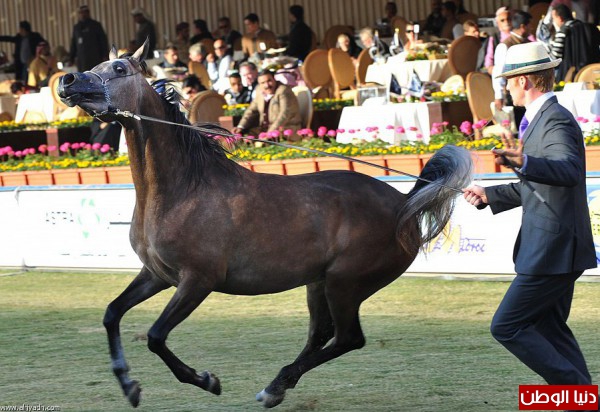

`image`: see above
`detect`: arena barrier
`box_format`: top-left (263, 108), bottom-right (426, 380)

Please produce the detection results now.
top-left (2, 173), bottom-right (600, 276)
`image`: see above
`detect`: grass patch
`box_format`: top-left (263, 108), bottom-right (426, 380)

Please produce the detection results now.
top-left (0, 272), bottom-right (598, 411)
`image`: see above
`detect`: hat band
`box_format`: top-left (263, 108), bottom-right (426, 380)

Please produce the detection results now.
top-left (503, 57), bottom-right (552, 73)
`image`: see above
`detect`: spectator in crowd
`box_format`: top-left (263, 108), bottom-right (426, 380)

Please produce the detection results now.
top-left (284, 5), bottom-right (313, 61)
top-left (403, 22), bottom-right (423, 51)
top-left (173, 22), bottom-right (190, 65)
top-left (482, 6), bottom-right (512, 74)
top-left (423, 0), bottom-right (445, 38)
top-left (492, 10), bottom-right (533, 111)
top-left (188, 43), bottom-right (208, 65)
top-left (440, 1), bottom-right (464, 40)
top-left (213, 16), bottom-right (242, 56)
top-left (382, 1), bottom-right (399, 24)
top-left (207, 39), bottom-right (233, 92)
top-left (180, 74), bottom-right (207, 110)
top-left (359, 27), bottom-right (390, 57)
top-left (27, 41), bottom-right (57, 88)
top-left (453, 0), bottom-right (473, 22)
top-left (241, 13), bottom-right (278, 58)
top-left (223, 72), bottom-right (252, 105)
top-left (69, 5), bottom-right (109, 71)
top-left (10, 80), bottom-right (36, 103)
top-left (155, 44), bottom-right (188, 80)
top-left (463, 20), bottom-right (481, 37)
top-left (0, 21), bottom-right (46, 81)
top-left (548, 3), bottom-right (600, 80)
top-left (131, 7), bottom-right (156, 56)
top-left (239, 61), bottom-right (259, 100)
top-left (336, 33), bottom-right (362, 61)
top-left (190, 19), bottom-right (214, 45)
top-left (232, 70), bottom-right (301, 140)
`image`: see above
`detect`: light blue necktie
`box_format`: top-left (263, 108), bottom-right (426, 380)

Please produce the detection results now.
top-left (518, 116), bottom-right (529, 141)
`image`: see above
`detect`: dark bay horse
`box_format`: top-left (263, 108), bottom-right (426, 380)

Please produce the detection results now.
top-left (57, 41), bottom-right (473, 408)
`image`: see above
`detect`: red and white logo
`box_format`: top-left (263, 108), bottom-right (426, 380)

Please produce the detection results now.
top-left (519, 385), bottom-right (598, 410)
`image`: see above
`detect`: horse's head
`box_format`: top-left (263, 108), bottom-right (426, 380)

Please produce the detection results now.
top-left (58, 40), bottom-right (151, 122)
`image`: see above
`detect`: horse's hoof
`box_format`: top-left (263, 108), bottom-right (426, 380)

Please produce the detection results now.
top-left (125, 380), bottom-right (142, 408)
top-left (256, 389), bottom-right (285, 408)
top-left (200, 371), bottom-right (221, 395)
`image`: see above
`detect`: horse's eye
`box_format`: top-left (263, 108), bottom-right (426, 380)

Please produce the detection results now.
top-left (112, 62), bottom-right (127, 75)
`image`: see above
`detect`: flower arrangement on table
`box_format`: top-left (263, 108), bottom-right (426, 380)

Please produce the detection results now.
top-left (0, 116), bottom-right (93, 133)
top-left (430, 90), bottom-right (467, 102)
top-left (222, 104), bottom-right (249, 117)
top-left (223, 99), bottom-right (354, 118)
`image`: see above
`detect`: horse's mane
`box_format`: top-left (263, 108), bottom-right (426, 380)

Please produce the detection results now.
top-left (148, 78), bottom-right (236, 187)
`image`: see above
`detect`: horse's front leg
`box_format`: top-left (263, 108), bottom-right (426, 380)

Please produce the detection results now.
top-left (103, 267), bottom-right (170, 407)
top-left (147, 274), bottom-right (221, 395)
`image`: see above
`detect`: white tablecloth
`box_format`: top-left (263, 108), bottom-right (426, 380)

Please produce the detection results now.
top-left (336, 101), bottom-right (443, 145)
top-left (555, 89), bottom-right (600, 134)
top-left (365, 55), bottom-right (451, 88)
top-left (15, 87), bottom-right (54, 122)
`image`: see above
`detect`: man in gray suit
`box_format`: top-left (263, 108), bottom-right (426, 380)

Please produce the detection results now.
top-left (463, 42), bottom-right (597, 388)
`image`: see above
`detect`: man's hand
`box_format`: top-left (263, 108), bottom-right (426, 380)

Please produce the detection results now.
top-left (463, 185), bottom-right (488, 207)
top-left (492, 128), bottom-right (523, 168)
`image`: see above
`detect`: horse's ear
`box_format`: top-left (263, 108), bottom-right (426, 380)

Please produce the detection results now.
top-left (132, 38), bottom-right (150, 63)
top-left (109, 45), bottom-right (118, 61)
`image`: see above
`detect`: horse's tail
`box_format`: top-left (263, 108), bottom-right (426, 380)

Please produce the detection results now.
top-left (397, 145), bottom-right (473, 249)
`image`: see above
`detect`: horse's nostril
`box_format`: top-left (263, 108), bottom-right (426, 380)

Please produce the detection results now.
top-left (62, 73), bottom-right (76, 86)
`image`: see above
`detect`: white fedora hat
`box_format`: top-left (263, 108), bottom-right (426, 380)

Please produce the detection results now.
top-left (496, 42), bottom-right (561, 78)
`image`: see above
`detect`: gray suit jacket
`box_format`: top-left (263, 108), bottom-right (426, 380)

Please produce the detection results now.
top-left (486, 96), bottom-right (597, 275)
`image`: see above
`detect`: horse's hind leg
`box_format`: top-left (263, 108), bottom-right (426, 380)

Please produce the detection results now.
top-left (147, 275), bottom-right (221, 395)
top-left (296, 281), bottom-right (335, 360)
top-left (257, 284), bottom-right (365, 408)
top-left (103, 267), bottom-right (170, 407)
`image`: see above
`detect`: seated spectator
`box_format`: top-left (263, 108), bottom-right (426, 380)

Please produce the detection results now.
top-left (336, 33), bottom-right (362, 61)
top-left (239, 61), bottom-right (259, 100)
top-left (549, 3), bottom-right (600, 80)
top-left (207, 39), bottom-right (233, 92)
top-left (27, 41), bottom-right (57, 88)
top-left (181, 74), bottom-right (207, 110)
top-left (359, 27), bottom-right (390, 57)
top-left (284, 5), bottom-right (313, 61)
top-left (423, 0), bottom-right (445, 38)
top-left (462, 20), bottom-right (480, 37)
top-left (440, 1), bottom-right (464, 40)
top-left (188, 43), bottom-right (208, 65)
top-left (223, 72), bottom-right (252, 105)
top-left (404, 22), bottom-right (423, 51)
top-left (155, 44), bottom-right (188, 80)
top-left (241, 13), bottom-right (278, 58)
top-left (232, 70), bottom-right (301, 140)
top-left (213, 16), bottom-right (242, 57)
top-left (10, 81), bottom-right (36, 103)
top-left (190, 19), bottom-right (214, 45)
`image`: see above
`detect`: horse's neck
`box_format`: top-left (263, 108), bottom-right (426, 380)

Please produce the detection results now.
top-left (125, 119), bottom-right (184, 203)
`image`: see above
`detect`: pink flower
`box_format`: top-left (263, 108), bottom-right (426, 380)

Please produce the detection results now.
top-left (430, 126), bottom-right (442, 135)
top-left (317, 128), bottom-right (327, 137)
top-left (71, 143), bottom-right (80, 150)
top-left (259, 132), bottom-right (268, 139)
top-left (416, 133), bottom-right (423, 139)
top-left (327, 129), bottom-right (336, 137)
top-left (594, 115), bottom-right (600, 123)
top-left (100, 144), bottom-right (111, 153)
top-left (442, 121), bottom-right (449, 127)
top-left (47, 145), bottom-right (57, 152)
top-left (580, 118), bottom-right (589, 124)
top-left (348, 129), bottom-right (356, 134)
top-left (268, 130), bottom-right (280, 138)
top-left (91, 142), bottom-right (101, 150)
top-left (408, 126), bottom-right (418, 131)
top-left (38, 144), bottom-right (47, 153)
top-left (79, 142), bottom-right (87, 147)
top-left (337, 128), bottom-right (345, 133)
top-left (395, 126), bottom-right (405, 134)
top-left (460, 121), bottom-right (473, 135)
top-left (26, 148), bottom-right (36, 155)
top-left (386, 125), bottom-right (394, 130)
top-left (84, 144), bottom-right (92, 150)
top-left (59, 143), bottom-right (70, 152)
top-left (473, 119), bottom-right (488, 130)
top-left (283, 129), bottom-right (293, 137)
top-left (15, 150), bottom-right (23, 157)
